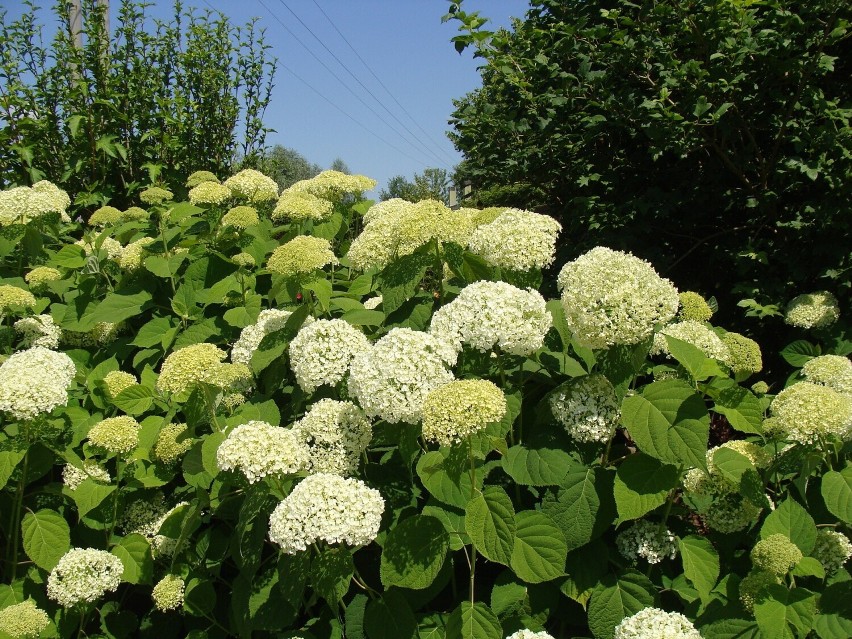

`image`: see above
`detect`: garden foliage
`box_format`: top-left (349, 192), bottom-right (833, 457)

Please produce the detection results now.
top-left (0, 168), bottom-right (850, 639)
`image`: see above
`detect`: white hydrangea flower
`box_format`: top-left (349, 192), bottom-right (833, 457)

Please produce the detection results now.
top-left (231, 308), bottom-right (313, 366)
top-left (505, 630), bottom-right (555, 639)
top-left (613, 607), bottom-right (701, 639)
top-left (811, 529), bottom-right (852, 576)
top-left (0, 346), bottom-right (76, 420)
top-left (770, 381), bottom-right (852, 444)
top-left (62, 461), bottom-right (111, 491)
top-left (76, 235), bottom-right (124, 261)
top-left (224, 168), bottom-right (279, 203)
top-left (292, 399), bottom-right (372, 476)
top-left (121, 497), bottom-right (188, 558)
top-left (268, 473), bottom-right (384, 553)
top-left (651, 320), bottom-right (731, 364)
top-left (429, 280), bottom-right (552, 356)
top-left (217, 420), bottom-right (310, 483)
top-left (14, 314), bottom-right (61, 349)
top-left (801, 355), bottom-right (852, 396)
top-left (467, 208), bottom-right (562, 271)
top-left (784, 291), bottom-right (840, 329)
top-left (47, 548), bottom-right (124, 607)
top-left (616, 520), bottom-right (679, 564)
top-left (557, 247), bottom-right (679, 349)
top-left (289, 319), bottom-right (371, 393)
top-left (421, 379), bottom-right (507, 447)
top-left (361, 197), bottom-right (410, 225)
top-left (363, 295), bottom-right (383, 310)
top-left (152, 574), bottom-right (185, 612)
top-left (549, 374), bottom-right (621, 443)
top-left (348, 328), bottom-right (455, 424)
top-left (0, 599), bottom-right (51, 637)
top-left (0, 182), bottom-right (69, 225)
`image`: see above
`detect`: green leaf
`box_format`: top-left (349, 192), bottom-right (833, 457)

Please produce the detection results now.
top-left (381, 515), bottom-right (449, 590)
top-left (445, 601), bottom-right (502, 639)
top-left (21, 509), bottom-right (71, 570)
top-left (416, 448), bottom-right (479, 508)
top-left (51, 244), bottom-right (87, 268)
top-left (713, 385), bottom-right (764, 434)
top-left (364, 590), bottom-right (418, 639)
top-left (814, 581), bottom-right (852, 639)
top-left (71, 479), bottom-right (116, 518)
top-left (761, 499), bottom-right (817, 554)
top-left (614, 453), bottom-right (679, 523)
top-left (184, 577), bottom-right (216, 615)
top-left (679, 535), bottom-right (719, 600)
top-left (465, 486), bottom-right (515, 565)
top-left (222, 294), bottom-right (262, 328)
top-left (345, 593), bottom-right (368, 639)
top-left (341, 309), bottom-right (386, 326)
top-left (712, 447), bottom-right (754, 485)
top-left (201, 431), bottom-right (225, 479)
top-left (375, 244), bottom-right (433, 315)
top-left (543, 467), bottom-right (615, 551)
top-left (112, 384), bottom-right (155, 415)
top-left (501, 446), bottom-right (574, 486)
top-left (821, 467), bottom-right (852, 524)
top-left (111, 533), bottom-right (153, 584)
top-left (422, 501), bottom-right (469, 551)
top-left (665, 335), bottom-right (723, 380)
top-left (780, 340), bottom-right (820, 367)
top-left (561, 539), bottom-right (610, 607)
top-left (88, 287), bottom-right (153, 328)
top-left (509, 510), bottom-right (567, 583)
top-left (791, 556), bottom-right (825, 579)
top-left (621, 379), bottom-right (710, 469)
top-left (699, 618), bottom-right (761, 639)
top-left (0, 445), bottom-right (26, 490)
top-left (587, 572), bottom-right (656, 639)
top-left (753, 585), bottom-right (816, 639)
top-left (131, 316), bottom-right (178, 348)
top-left (312, 546), bottom-right (354, 604)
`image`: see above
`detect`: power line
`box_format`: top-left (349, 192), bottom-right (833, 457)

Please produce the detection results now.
top-left (310, 0), bottom-right (458, 168)
top-left (276, 0), bottom-right (453, 170)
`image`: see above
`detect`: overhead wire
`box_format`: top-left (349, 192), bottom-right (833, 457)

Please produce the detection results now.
top-left (275, 0), bottom-right (453, 170)
top-left (310, 0), bottom-right (458, 168)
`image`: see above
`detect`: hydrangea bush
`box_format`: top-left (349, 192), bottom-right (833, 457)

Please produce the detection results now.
top-left (0, 172), bottom-right (849, 639)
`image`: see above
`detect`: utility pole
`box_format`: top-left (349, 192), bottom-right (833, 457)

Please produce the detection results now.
top-left (68, 0), bottom-right (109, 50)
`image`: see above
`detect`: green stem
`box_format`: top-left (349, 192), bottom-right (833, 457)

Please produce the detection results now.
top-left (468, 437), bottom-right (477, 605)
top-left (8, 448), bottom-right (28, 580)
top-left (107, 459), bottom-right (125, 542)
top-left (433, 239), bottom-right (444, 303)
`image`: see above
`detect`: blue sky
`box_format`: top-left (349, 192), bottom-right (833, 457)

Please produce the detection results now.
top-left (2, 0), bottom-right (530, 196)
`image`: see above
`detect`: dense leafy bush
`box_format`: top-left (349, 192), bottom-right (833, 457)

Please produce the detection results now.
top-left (0, 172), bottom-right (850, 639)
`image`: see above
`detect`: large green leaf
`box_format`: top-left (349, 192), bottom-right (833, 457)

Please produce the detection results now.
top-left (501, 446), bottom-right (575, 486)
top-left (587, 571), bottom-right (656, 639)
top-left (760, 499), bottom-right (817, 554)
top-left (713, 383), bottom-right (764, 434)
top-left (71, 479), bottom-right (116, 518)
top-left (561, 539), bottom-right (610, 607)
top-left (780, 340), bottom-right (820, 367)
top-left (679, 535), bottom-right (719, 600)
top-left (21, 509), bottom-right (70, 570)
top-left (445, 601), bottom-right (502, 639)
top-left (621, 379), bottom-right (710, 469)
top-left (375, 244), bottom-right (434, 315)
top-left (712, 447), bottom-right (754, 485)
top-left (613, 453), bottom-right (679, 522)
top-left (542, 467), bottom-right (615, 551)
top-left (821, 466), bottom-right (852, 524)
top-left (0, 445), bottom-right (26, 490)
top-left (666, 335), bottom-right (725, 381)
top-left (364, 590), bottom-right (418, 639)
top-left (380, 515), bottom-right (450, 590)
top-left (312, 546), bottom-right (354, 604)
top-left (86, 287), bottom-right (153, 329)
top-left (753, 585), bottom-right (816, 639)
top-left (813, 581), bottom-right (852, 639)
top-left (416, 448), bottom-right (479, 508)
top-left (112, 384), bottom-right (155, 415)
top-left (465, 486), bottom-right (515, 565)
top-left (699, 618), bottom-right (761, 639)
top-left (112, 533), bottom-right (153, 584)
top-left (509, 510), bottom-right (567, 584)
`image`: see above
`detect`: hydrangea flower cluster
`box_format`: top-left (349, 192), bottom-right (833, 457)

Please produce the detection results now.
top-left (152, 574), bottom-right (185, 612)
top-left (549, 374), bottom-right (621, 443)
top-left (363, 295), bottom-right (382, 310)
top-left (289, 319), bottom-right (371, 392)
top-left (505, 631), bottom-right (555, 639)
top-left (361, 197), bottom-right (410, 225)
top-left (157, 343), bottom-right (251, 396)
top-left (139, 186), bottom-right (174, 205)
top-left (738, 569), bottom-right (780, 612)
top-left (801, 355), bottom-right (852, 396)
top-left (87, 205), bottom-right (124, 227)
top-left (0, 181), bottom-right (70, 225)
top-left (223, 168), bottom-right (279, 202)
top-left (122, 206), bottom-right (149, 222)
top-left (87, 415), bottom-right (141, 455)
top-left (221, 205), bottom-right (260, 229)
top-left (784, 291), bottom-right (840, 329)
top-left (421, 379), bottom-right (507, 446)
top-left (769, 381), bottom-right (852, 443)
top-left (292, 399), bottom-right (372, 475)
top-left (47, 548), bottom-right (124, 607)
top-left (677, 291), bottom-right (713, 322)
top-left (217, 421), bottom-right (310, 483)
top-left (466, 208), bottom-right (562, 271)
top-left (121, 497), bottom-right (188, 557)
top-left (751, 534), bottom-right (802, 575)
top-left (557, 247), bottom-right (679, 349)
top-left (231, 308), bottom-right (312, 365)
top-left (272, 190), bottom-right (334, 221)
top-left (14, 314), bottom-right (61, 349)
top-left (348, 328), bottom-right (456, 424)
top-left (651, 320), bottom-right (731, 364)
top-left (118, 236), bottom-right (156, 272)
top-left (429, 280), bottom-right (552, 356)
top-left (268, 473), bottom-right (384, 553)
top-left (154, 423), bottom-right (193, 465)
top-left (266, 235), bottom-right (338, 278)
top-left (0, 284), bottom-right (36, 314)
top-left (25, 265), bottom-right (61, 291)
top-left (102, 370), bottom-right (137, 399)
top-left (287, 170), bottom-right (376, 200)
top-left (62, 461), bottom-right (111, 490)
top-left (185, 170), bottom-right (220, 188)
top-left (613, 607), bottom-right (701, 639)
top-left (683, 441), bottom-right (770, 532)
top-left (188, 181), bottom-right (232, 206)
top-left (811, 529), bottom-right (852, 575)
top-left (0, 346), bottom-right (76, 420)
top-left (0, 599), bottom-right (51, 637)
top-left (616, 520), bottom-right (679, 564)
top-left (720, 332), bottom-right (763, 377)
top-left (76, 235), bottom-right (124, 261)
top-left (232, 252), bottom-right (256, 268)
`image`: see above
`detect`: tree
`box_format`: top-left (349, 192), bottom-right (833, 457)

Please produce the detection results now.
top-left (445, 0), bottom-right (851, 311)
top-left (259, 145), bottom-right (322, 190)
top-left (0, 0), bottom-right (276, 207)
top-left (380, 167), bottom-right (450, 204)
top-left (330, 157), bottom-right (350, 174)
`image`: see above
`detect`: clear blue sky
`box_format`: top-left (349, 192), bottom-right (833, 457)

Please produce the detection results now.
top-left (1, 0), bottom-right (530, 197)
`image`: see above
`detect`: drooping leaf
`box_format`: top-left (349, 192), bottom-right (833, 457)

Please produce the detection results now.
top-left (587, 571), bottom-right (656, 639)
top-left (679, 535), bottom-right (719, 600)
top-left (112, 533), bottom-right (153, 584)
top-left (380, 515), bottom-right (450, 590)
top-left (613, 453), bottom-right (679, 522)
top-left (501, 446), bottom-right (575, 486)
top-left (364, 590), bottom-right (418, 639)
top-left (445, 601), bottom-right (502, 639)
top-left (821, 466), bottom-right (852, 524)
top-left (509, 510), bottom-right (567, 583)
top-left (21, 509), bottom-right (71, 570)
top-left (465, 486), bottom-right (516, 565)
top-left (760, 498), bottom-right (817, 554)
